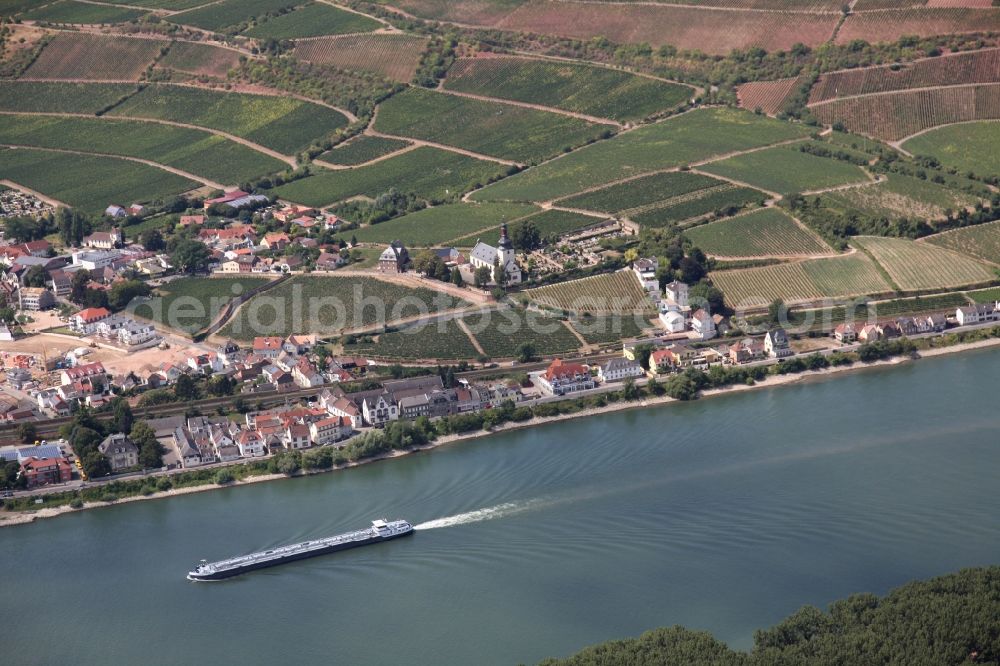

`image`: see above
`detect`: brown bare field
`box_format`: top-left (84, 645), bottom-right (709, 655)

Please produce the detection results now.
top-left (737, 77), bottom-right (802, 115)
top-left (157, 41), bottom-right (242, 80)
top-left (809, 48), bottom-right (1000, 103)
top-left (371, 0), bottom-right (527, 24)
top-left (811, 83), bottom-right (1000, 140)
top-left (23, 33), bottom-right (166, 80)
top-left (294, 33), bottom-right (428, 82)
top-left (837, 8), bottom-right (1000, 45)
top-left (490, 2), bottom-right (841, 55)
top-left (926, 0), bottom-right (994, 7)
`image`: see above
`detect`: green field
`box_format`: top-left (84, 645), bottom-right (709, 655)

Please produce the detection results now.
top-left (526, 271), bottom-right (654, 315)
top-left (820, 173), bottom-right (981, 223)
top-left (319, 136), bottom-right (411, 166)
top-left (855, 236), bottom-right (996, 291)
top-left (471, 108), bottom-right (811, 202)
top-left (218, 275), bottom-right (469, 340)
top-left (0, 114), bottom-right (287, 184)
top-left (902, 121), bottom-right (1000, 179)
top-left (109, 84), bottom-right (348, 154)
top-left (632, 186), bottom-right (766, 228)
top-left (700, 145), bottom-right (870, 195)
top-left (926, 220), bottom-right (1000, 265)
top-left (344, 318), bottom-right (480, 360)
top-left (115, 0), bottom-right (207, 8)
top-left (169, 0), bottom-right (298, 31)
top-left (462, 309), bottom-right (582, 358)
top-left (351, 202), bottom-right (538, 246)
top-left (711, 253), bottom-right (892, 308)
top-left (557, 171), bottom-right (721, 214)
top-left (965, 286), bottom-right (1000, 304)
top-left (373, 87), bottom-right (612, 164)
top-left (244, 2), bottom-right (381, 38)
top-left (0, 148), bottom-right (198, 215)
top-left (22, 0), bottom-right (145, 23)
top-left (571, 314), bottom-right (651, 346)
top-left (0, 81), bottom-right (137, 114)
top-left (130, 276), bottom-right (272, 334)
top-left (273, 147), bottom-right (508, 206)
top-left (684, 208), bottom-right (831, 258)
top-left (443, 56), bottom-right (691, 123)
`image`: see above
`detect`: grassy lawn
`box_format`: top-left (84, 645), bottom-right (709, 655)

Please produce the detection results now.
top-left (442, 56), bottom-right (691, 123)
top-left (902, 121), bottom-right (1000, 179)
top-left (684, 208), bottom-right (831, 258)
top-left (700, 145), bottom-right (870, 195)
top-left (471, 107), bottom-right (810, 202)
top-left (109, 84), bottom-right (348, 155)
top-left (0, 114), bottom-right (286, 184)
top-left (273, 147), bottom-right (509, 207)
top-left (0, 148), bottom-right (197, 215)
top-left (351, 202), bottom-right (538, 246)
top-left (218, 275), bottom-right (469, 340)
top-left (129, 276), bottom-right (272, 334)
top-left (243, 2), bottom-right (380, 38)
top-left (373, 87), bottom-right (613, 164)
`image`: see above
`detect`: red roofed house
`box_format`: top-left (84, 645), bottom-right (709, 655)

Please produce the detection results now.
top-left (20, 456), bottom-right (73, 488)
top-left (262, 232), bottom-right (291, 251)
top-left (273, 205), bottom-right (314, 223)
top-left (60, 361), bottom-right (107, 386)
top-left (179, 215), bottom-right (206, 227)
top-left (17, 240), bottom-right (52, 257)
top-left (309, 416), bottom-right (350, 446)
top-left (70, 307), bottom-right (112, 334)
top-left (537, 359), bottom-right (594, 396)
top-left (253, 336), bottom-right (283, 359)
top-left (203, 190), bottom-right (249, 210)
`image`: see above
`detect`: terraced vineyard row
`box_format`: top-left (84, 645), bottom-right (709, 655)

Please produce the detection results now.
top-left (809, 48), bottom-right (1000, 104)
top-left (345, 319), bottom-right (481, 360)
top-left (926, 220), bottom-right (1000, 265)
top-left (632, 186), bottom-right (766, 228)
top-left (24, 32), bottom-right (166, 80)
top-left (557, 171), bottom-right (721, 214)
top-left (737, 77), bottom-right (803, 116)
top-left (856, 236), bottom-right (996, 291)
top-left (294, 34), bottom-right (429, 82)
top-left (810, 84), bottom-right (1000, 141)
top-left (526, 271), bottom-right (655, 315)
top-left (319, 135), bottom-right (412, 166)
top-left (684, 208), bottom-right (831, 258)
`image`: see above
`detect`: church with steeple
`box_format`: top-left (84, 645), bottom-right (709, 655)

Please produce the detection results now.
top-left (469, 224), bottom-right (522, 286)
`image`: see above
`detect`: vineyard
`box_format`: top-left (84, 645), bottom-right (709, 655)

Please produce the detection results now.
top-left (293, 34), bottom-right (428, 82)
top-left (109, 84), bottom-right (348, 155)
top-left (244, 3), bottom-right (381, 39)
top-left (836, 8), bottom-right (1000, 45)
top-left (461, 309), bottom-right (582, 358)
top-left (491, 3), bottom-right (842, 55)
top-left (526, 271), bottom-right (655, 315)
top-left (22, 1), bottom-right (145, 24)
top-left (926, 220), bottom-right (1000, 265)
top-left (557, 171), bottom-right (721, 214)
top-left (571, 314), bottom-right (651, 346)
top-left (0, 147), bottom-right (197, 215)
top-left (902, 121), bottom-right (1000, 177)
top-left (219, 275), bottom-right (468, 340)
top-left (710, 253), bottom-right (892, 308)
top-left (809, 48), bottom-right (1000, 104)
top-left (156, 41), bottom-right (243, 79)
top-left (131, 277), bottom-right (272, 334)
top-left (272, 146), bottom-right (507, 207)
top-left (632, 186), bottom-right (766, 228)
top-left (472, 108), bottom-right (810, 203)
top-left (810, 84), bottom-right (1000, 141)
top-left (319, 136), bottom-right (412, 166)
top-left (344, 318), bottom-right (481, 360)
top-left (0, 81), bottom-right (136, 114)
top-left (519, 209), bottom-right (607, 237)
top-left (0, 114), bottom-right (287, 184)
top-left (169, 0), bottom-right (298, 31)
top-left (856, 236), bottom-right (996, 291)
top-left (351, 202), bottom-right (539, 246)
top-left (820, 173), bottom-right (980, 222)
top-left (736, 77), bottom-right (803, 116)
top-left (443, 56), bottom-right (691, 123)
top-left (700, 145), bottom-right (870, 195)
top-left (683, 208), bottom-right (832, 257)
top-left (374, 87), bottom-right (611, 164)
top-left (23, 33), bottom-right (166, 80)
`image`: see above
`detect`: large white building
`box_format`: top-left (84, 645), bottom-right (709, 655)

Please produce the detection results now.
top-left (469, 224), bottom-right (521, 286)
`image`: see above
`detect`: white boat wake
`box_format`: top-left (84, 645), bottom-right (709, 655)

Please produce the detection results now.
top-left (414, 500), bottom-right (542, 530)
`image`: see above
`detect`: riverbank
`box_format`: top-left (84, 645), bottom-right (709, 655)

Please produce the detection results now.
top-left (4, 335), bottom-right (1000, 528)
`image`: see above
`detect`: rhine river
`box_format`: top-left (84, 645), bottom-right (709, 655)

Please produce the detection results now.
top-left (3, 349), bottom-right (1000, 665)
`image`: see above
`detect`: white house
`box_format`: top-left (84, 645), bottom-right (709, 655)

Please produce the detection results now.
top-left (659, 306), bottom-right (686, 333)
top-left (537, 359), bottom-right (595, 396)
top-left (598, 358), bottom-right (644, 383)
top-left (83, 228), bottom-right (122, 250)
top-left (690, 309), bottom-right (716, 340)
top-left (764, 328), bottom-right (793, 358)
top-left (469, 224), bottom-right (521, 286)
top-left (117, 320), bottom-right (157, 346)
top-left (72, 250), bottom-right (119, 271)
top-left (632, 258), bottom-right (659, 292)
top-left (309, 416), bottom-right (350, 446)
top-left (361, 392), bottom-right (398, 427)
top-left (235, 430), bottom-right (267, 458)
top-left (956, 303), bottom-right (998, 326)
top-left (664, 280), bottom-right (689, 308)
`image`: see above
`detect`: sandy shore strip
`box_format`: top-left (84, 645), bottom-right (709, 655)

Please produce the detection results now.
top-left (4, 336), bottom-right (999, 528)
